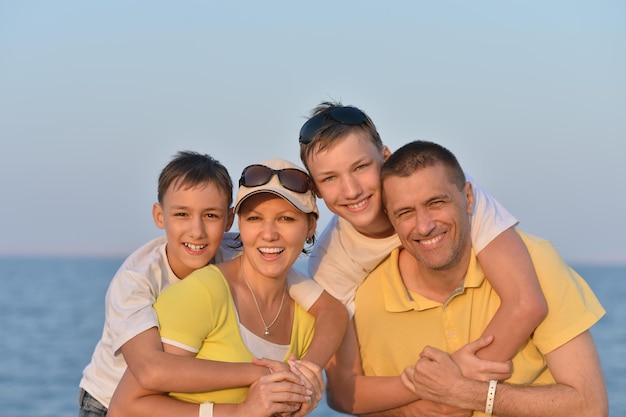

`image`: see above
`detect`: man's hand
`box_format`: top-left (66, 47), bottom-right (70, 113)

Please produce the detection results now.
top-left (401, 345), bottom-right (470, 405)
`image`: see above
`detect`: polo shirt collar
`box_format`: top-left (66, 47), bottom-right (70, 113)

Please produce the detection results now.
top-left (381, 247), bottom-right (485, 313)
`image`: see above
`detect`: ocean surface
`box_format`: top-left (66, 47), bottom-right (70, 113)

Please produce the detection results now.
top-left (0, 257), bottom-right (624, 417)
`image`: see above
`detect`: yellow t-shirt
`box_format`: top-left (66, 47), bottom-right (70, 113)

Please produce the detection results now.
top-left (154, 264), bottom-right (316, 404)
top-left (354, 231), bottom-right (605, 416)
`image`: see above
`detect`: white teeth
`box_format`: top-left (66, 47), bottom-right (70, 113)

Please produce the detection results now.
top-left (419, 235), bottom-right (443, 246)
top-left (347, 199), bottom-right (367, 209)
top-left (259, 247), bottom-right (284, 254)
top-left (185, 243), bottom-right (206, 251)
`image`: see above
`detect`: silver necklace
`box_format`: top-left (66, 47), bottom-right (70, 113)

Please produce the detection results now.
top-left (240, 258), bottom-right (286, 336)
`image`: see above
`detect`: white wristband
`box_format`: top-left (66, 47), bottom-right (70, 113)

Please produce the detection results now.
top-left (485, 380), bottom-right (497, 415)
top-left (199, 402), bottom-right (214, 417)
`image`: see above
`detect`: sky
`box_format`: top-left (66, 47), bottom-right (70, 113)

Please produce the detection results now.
top-left (1, 1), bottom-right (624, 264)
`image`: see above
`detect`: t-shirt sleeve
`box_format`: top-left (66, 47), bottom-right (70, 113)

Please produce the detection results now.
top-left (286, 267), bottom-right (324, 312)
top-left (107, 269), bottom-right (160, 354)
top-left (467, 173), bottom-right (519, 253)
top-left (154, 268), bottom-right (227, 352)
top-left (522, 234), bottom-right (605, 353)
top-left (308, 218), bottom-right (365, 317)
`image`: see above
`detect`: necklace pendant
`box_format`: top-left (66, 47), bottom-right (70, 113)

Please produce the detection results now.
top-left (264, 328), bottom-right (270, 336)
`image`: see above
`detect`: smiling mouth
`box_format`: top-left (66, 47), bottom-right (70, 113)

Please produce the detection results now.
top-left (184, 243), bottom-right (207, 251)
top-left (346, 197), bottom-right (369, 210)
top-left (417, 234), bottom-right (444, 247)
top-left (259, 247), bottom-right (284, 254)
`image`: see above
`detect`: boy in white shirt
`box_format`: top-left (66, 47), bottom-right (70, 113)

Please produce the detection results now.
top-left (78, 151), bottom-right (347, 417)
top-left (297, 101), bottom-right (547, 369)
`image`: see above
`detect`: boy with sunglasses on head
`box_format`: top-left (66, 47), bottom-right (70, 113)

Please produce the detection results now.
top-left (78, 151), bottom-right (347, 417)
top-left (297, 102), bottom-right (548, 413)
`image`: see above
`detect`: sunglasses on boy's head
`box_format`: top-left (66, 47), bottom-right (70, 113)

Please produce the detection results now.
top-left (239, 164), bottom-right (312, 194)
top-left (298, 106), bottom-right (367, 144)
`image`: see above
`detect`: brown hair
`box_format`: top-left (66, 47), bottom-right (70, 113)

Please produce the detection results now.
top-left (381, 140), bottom-right (466, 190)
top-left (157, 151), bottom-right (233, 207)
top-left (299, 101), bottom-right (384, 170)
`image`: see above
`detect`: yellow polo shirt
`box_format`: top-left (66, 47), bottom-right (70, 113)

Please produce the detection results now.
top-left (154, 264), bottom-right (316, 405)
top-left (354, 232), bottom-right (605, 414)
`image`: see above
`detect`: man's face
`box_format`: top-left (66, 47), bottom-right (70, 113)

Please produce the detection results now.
top-left (383, 163), bottom-right (473, 271)
top-left (306, 131), bottom-right (393, 238)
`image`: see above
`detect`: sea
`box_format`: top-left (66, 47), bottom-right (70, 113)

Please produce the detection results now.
top-left (0, 257), bottom-right (624, 417)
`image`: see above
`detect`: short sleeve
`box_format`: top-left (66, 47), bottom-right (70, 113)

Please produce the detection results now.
top-left (107, 269), bottom-right (160, 354)
top-left (467, 173), bottom-right (519, 253)
top-left (286, 267), bottom-right (324, 312)
top-left (522, 234), bottom-right (605, 353)
top-left (154, 266), bottom-right (229, 352)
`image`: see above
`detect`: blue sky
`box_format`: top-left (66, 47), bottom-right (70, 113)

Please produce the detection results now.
top-left (1, 1), bottom-right (624, 264)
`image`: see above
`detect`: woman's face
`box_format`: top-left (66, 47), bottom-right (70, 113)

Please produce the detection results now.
top-left (238, 193), bottom-right (316, 279)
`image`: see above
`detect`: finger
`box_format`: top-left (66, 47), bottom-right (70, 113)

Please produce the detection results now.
top-left (291, 361), bottom-right (324, 393)
top-left (291, 362), bottom-right (324, 403)
top-left (254, 380), bottom-right (312, 405)
top-left (265, 401), bottom-right (302, 416)
top-left (290, 359), bottom-right (322, 375)
top-left (253, 357), bottom-right (290, 373)
top-left (419, 345), bottom-right (448, 362)
top-left (400, 370), bottom-right (417, 393)
top-left (463, 335), bottom-right (495, 353)
top-left (263, 369), bottom-right (307, 386)
top-left (287, 360), bottom-right (309, 386)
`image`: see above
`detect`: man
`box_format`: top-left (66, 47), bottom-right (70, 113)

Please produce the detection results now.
top-left (327, 140), bottom-right (607, 416)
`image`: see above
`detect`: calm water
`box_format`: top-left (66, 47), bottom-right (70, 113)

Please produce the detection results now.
top-left (0, 258), bottom-right (624, 416)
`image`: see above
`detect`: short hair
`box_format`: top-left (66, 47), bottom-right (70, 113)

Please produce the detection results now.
top-left (299, 101), bottom-right (384, 170)
top-left (157, 151), bottom-right (233, 206)
top-left (381, 140), bottom-right (466, 190)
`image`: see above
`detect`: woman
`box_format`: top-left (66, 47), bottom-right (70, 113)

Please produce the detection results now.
top-left (109, 158), bottom-right (324, 417)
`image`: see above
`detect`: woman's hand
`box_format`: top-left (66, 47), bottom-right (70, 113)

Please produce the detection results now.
top-left (287, 359), bottom-right (325, 417)
top-left (253, 357), bottom-right (292, 374)
top-left (234, 369), bottom-right (312, 417)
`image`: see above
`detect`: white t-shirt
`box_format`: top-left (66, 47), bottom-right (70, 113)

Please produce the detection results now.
top-left (308, 176), bottom-right (518, 316)
top-left (79, 233), bottom-right (322, 408)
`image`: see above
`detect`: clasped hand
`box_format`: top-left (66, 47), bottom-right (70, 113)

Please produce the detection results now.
top-left (401, 336), bottom-right (511, 406)
top-left (236, 356), bottom-right (324, 417)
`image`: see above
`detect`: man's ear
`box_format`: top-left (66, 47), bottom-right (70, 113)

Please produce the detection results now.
top-left (382, 145), bottom-right (392, 161)
top-left (152, 203), bottom-right (165, 229)
top-left (464, 182), bottom-right (474, 215)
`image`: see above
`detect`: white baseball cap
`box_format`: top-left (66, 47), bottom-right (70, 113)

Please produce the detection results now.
top-left (234, 158), bottom-right (319, 217)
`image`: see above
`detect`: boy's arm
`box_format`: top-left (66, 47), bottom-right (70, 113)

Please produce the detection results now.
top-left (325, 320), bottom-right (418, 415)
top-left (473, 228), bottom-right (547, 361)
top-left (286, 267), bottom-right (349, 368)
top-left (120, 327), bottom-right (272, 392)
top-left (467, 176), bottom-right (547, 361)
top-left (109, 359), bottom-right (201, 417)
top-left (402, 331), bottom-right (608, 417)
top-left (111, 344), bottom-right (311, 417)
top-left (111, 268), bottom-right (274, 393)
top-left (327, 332), bottom-right (507, 417)
top-left (303, 290), bottom-right (349, 367)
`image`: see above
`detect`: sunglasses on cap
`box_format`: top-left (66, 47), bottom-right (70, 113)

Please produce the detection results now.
top-left (298, 106), bottom-right (367, 144)
top-left (239, 164), bottom-right (312, 194)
